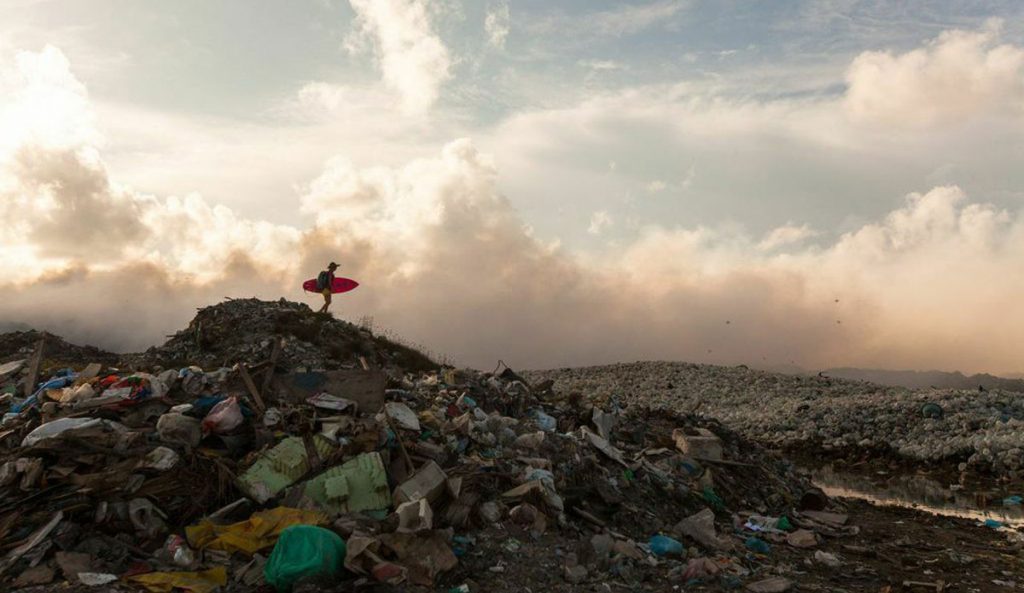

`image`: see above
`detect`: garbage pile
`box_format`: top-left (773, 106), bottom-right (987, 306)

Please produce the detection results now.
top-left (125, 298), bottom-right (436, 373)
top-left (0, 302), bottom-right (861, 592)
top-left (0, 330), bottom-right (119, 367)
top-left (526, 361), bottom-right (1024, 479)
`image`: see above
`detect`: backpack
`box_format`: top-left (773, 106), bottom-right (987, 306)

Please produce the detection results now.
top-left (316, 271), bottom-right (331, 291)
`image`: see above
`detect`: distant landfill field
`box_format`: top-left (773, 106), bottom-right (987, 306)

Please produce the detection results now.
top-left (757, 362), bottom-right (1024, 392)
top-left (526, 361), bottom-right (1024, 480)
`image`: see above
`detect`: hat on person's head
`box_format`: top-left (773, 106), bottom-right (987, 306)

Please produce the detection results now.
top-left (328, 262), bottom-right (339, 269)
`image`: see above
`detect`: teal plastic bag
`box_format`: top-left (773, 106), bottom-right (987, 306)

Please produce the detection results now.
top-left (264, 525), bottom-right (346, 592)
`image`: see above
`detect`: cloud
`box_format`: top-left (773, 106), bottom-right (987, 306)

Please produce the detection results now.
top-left (484, 2), bottom-right (510, 49)
top-left (844, 20), bottom-right (1024, 126)
top-left (345, 0), bottom-right (452, 114)
top-left (579, 59), bottom-right (626, 71)
top-left (645, 180), bottom-right (667, 193)
top-left (296, 81), bottom-right (348, 112)
top-left (588, 1), bottom-right (687, 37)
top-left (0, 45), bottom-right (97, 154)
top-left (528, 1), bottom-right (687, 40)
top-left (756, 224), bottom-right (818, 251)
top-left (587, 210), bottom-right (613, 235)
top-left (8, 110), bottom-right (1024, 374)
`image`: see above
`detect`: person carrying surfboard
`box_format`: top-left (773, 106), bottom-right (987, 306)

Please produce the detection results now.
top-left (316, 262), bottom-right (339, 313)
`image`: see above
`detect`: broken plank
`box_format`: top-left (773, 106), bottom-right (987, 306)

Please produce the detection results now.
top-left (238, 364), bottom-right (266, 413)
top-left (0, 511), bottom-right (62, 576)
top-left (260, 338), bottom-right (283, 401)
top-left (694, 457), bottom-right (758, 468)
top-left (23, 338), bottom-right (45, 398)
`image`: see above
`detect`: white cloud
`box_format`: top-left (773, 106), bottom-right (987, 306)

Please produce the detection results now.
top-left (0, 45), bottom-right (97, 155)
top-left (845, 20), bottom-right (1024, 126)
top-left (529, 0), bottom-right (687, 39)
top-left (579, 59), bottom-right (626, 71)
top-left (296, 81), bottom-right (348, 111)
top-left (589, 0), bottom-right (687, 37)
top-left (645, 180), bottom-right (667, 193)
top-left (345, 0), bottom-right (452, 115)
top-left (0, 46), bottom-right (302, 284)
top-left (588, 210), bottom-right (613, 235)
top-left (680, 163), bottom-right (695, 189)
top-left (757, 224), bottom-right (818, 251)
top-left (484, 2), bottom-right (510, 49)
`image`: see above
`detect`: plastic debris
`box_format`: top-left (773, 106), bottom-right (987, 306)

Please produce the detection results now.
top-left (128, 566), bottom-right (228, 593)
top-left (186, 507), bottom-right (327, 555)
top-left (201, 395), bottom-right (244, 434)
top-left (746, 576), bottom-right (794, 592)
top-left (21, 417), bottom-right (127, 447)
top-left (385, 401), bottom-right (422, 431)
top-left (649, 534), bottom-right (684, 556)
top-left (294, 451), bottom-right (392, 515)
top-left (745, 536), bottom-right (771, 554)
top-left (814, 550), bottom-right (841, 567)
top-left (264, 525), bottom-right (345, 592)
top-left (675, 508), bottom-right (728, 550)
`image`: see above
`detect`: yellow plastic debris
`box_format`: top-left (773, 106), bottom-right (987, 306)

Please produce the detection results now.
top-left (186, 507), bottom-right (326, 555)
top-left (128, 566), bottom-right (227, 593)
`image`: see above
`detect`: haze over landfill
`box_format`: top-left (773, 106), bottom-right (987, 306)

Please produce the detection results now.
top-left (4, 1), bottom-right (1024, 373)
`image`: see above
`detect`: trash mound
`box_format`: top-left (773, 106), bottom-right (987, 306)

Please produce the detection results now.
top-left (526, 361), bottom-right (1024, 479)
top-left (0, 330), bottom-right (118, 366)
top-left (0, 341), bottom-right (850, 592)
top-left (129, 298), bottom-right (436, 372)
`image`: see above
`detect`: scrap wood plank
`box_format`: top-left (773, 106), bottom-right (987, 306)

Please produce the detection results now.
top-left (382, 412), bottom-right (415, 473)
top-left (23, 338), bottom-right (45, 398)
top-left (0, 511), bottom-right (62, 576)
top-left (238, 364), bottom-right (266, 413)
top-left (260, 338), bottom-right (283, 401)
top-left (301, 434), bottom-right (323, 475)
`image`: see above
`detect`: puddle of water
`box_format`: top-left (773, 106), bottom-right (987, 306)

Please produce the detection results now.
top-left (804, 463), bottom-right (1024, 528)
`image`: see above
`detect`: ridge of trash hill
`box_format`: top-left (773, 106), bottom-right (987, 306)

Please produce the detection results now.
top-left (0, 330), bottom-right (119, 367)
top-left (126, 298), bottom-right (437, 373)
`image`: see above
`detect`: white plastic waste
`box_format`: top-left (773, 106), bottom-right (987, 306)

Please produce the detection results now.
top-left (201, 396), bottom-right (244, 434)
top-left (21, 417), bottom-right (128, 447)
top-left (137, 446), bottom-right (181, 471)
top-left (384, 402), bottom-right (421, 432)
top-left (157, 413), bottom-right (202, 448)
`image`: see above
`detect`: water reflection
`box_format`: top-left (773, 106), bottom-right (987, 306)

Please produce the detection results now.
top-left (804, 463), bottom-right (1024, 528)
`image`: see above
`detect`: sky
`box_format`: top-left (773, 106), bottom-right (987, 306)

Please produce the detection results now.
top-left (2, 1), bottom-right (1024, 373)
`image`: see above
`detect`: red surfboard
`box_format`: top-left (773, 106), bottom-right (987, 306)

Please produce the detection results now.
top-left (303, 277), bottom-right (360, 294)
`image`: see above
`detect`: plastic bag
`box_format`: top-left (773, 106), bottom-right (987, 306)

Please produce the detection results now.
top-left (129, 498), bottom-right (168, 538)
top-left (21, 417), bottom-right (128, 447)
top-left (264, 525), bottom-right (345, 592)
top-left (202, 396), bottom-right (243, 434)
top-left (531, 409), bottom-right (556, 432)
top-left (648, 534), bottom-right (683, 556)
top-left (157, 413), bottom-right (202, 448)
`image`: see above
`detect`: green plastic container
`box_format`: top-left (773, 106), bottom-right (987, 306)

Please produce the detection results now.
top-left (264, 525), bottom-right (346, 592)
